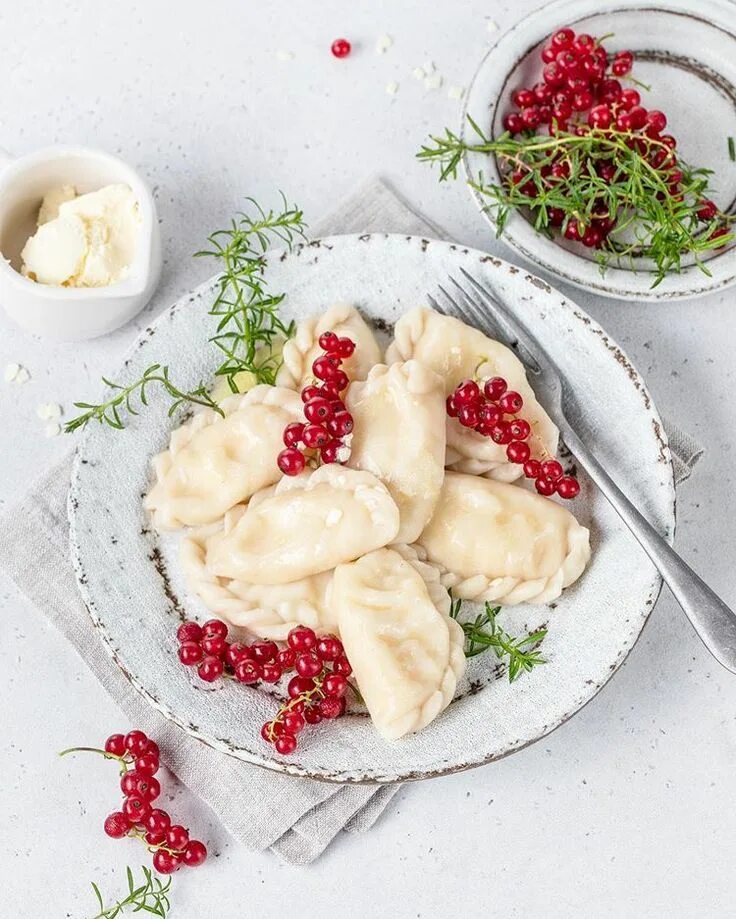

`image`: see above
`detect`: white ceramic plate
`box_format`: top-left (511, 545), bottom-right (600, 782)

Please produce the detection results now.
top-left (463, 0), bottom-right (736, 301)
top-left (68, 234), bottom-right (675, 783)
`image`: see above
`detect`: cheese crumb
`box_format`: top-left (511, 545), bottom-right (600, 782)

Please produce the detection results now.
top-left (276, 49), bottom-right (294, 61)
top-left (44, 422), bottom-right (62, 438)
top-left (486, 18), bottom-right (499, 32)
top-left (412, 66), bottom-right (425, 80)
top-left (385, 81), bottom-right (399, 95)
top-left (376, 34), bottom-right (393, 54)
top-left (37, 402), bottom-right (63, 420)
top-left (15, 366), bottom-right (30, 384)
top-left (4, 362), bottom-right (20, 383)
top-left (424, 73), bottom-right (443, 91)
top-left (448, 85), bottom-right (465, 100)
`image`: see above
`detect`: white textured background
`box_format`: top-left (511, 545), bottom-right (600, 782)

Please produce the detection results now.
top-left (1, 1), bottom-right (735, 917)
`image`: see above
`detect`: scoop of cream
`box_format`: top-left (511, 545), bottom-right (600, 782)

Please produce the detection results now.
top-left (21, 183), bottom-right (140, 287)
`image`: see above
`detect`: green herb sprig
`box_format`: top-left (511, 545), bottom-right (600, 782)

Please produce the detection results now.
top-left (86, 866), bottom-right (171, 919)
top-left (418, 116), bottom-right (734, 287)
top-left (450, 599), bottom-right (547, 682)
top-left (65, 195), bottom-right (306, 433)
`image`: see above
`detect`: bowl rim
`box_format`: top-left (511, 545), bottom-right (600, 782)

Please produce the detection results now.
top-left (461, 0), bottom-right (736, 301)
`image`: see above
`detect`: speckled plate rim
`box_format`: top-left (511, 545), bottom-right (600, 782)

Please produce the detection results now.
top-left (68, 233), bottom-right (676, 784)
top-left (461, 0), bottom-right (736, 301)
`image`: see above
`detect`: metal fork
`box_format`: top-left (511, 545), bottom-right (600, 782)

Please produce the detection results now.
top-left (430, 268), bottom-right (736, 675)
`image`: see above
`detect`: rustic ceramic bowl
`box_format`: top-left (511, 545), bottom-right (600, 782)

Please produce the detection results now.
top-left (68, 234), bottom-right (675, 783)
top-left (463, 0), bottom-right (736, 300)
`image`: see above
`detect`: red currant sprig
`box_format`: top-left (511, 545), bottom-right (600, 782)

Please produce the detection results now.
top-left (60, 730), bottom-right (207, 875)
top-left (446, 374), bottom-right (579, 499)
top-left (261, 626), bottom-right (351, 755)
top-left (277, 332), bottom-right (356, 477)
top-left (176, 618), bottom-right (293, 686)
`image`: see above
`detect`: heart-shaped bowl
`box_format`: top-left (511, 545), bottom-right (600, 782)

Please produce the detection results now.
top-left (462, 0), bottom-right (736, 301)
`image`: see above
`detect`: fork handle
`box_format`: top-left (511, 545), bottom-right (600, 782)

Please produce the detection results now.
top-left (560, 422), bottom-right (736, 674)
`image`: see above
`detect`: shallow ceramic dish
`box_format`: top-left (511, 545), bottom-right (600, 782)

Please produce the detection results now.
top-left (463, 0), bottom-right (736, 301)
top-left (68, 234), bottom-right (675, 783)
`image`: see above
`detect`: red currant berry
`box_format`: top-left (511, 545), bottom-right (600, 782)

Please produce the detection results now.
top-left (316, 635), bottom-right (344, 661)
top-left (319, 697), bottom-right (345, 719)
top-left (523, 459), bottom-right (541, 479)
top-left (572, 90), bottom-right (593, 111)
top-left (120, 771), bottom-right (141, 796)
top-left (312, 355), bottom-right (339, 381)
top-left (153, 849), bottom-right (181, 874)
top-left (260, 721), bottom-right (280, 743)
top-left (541, 44), bottom-right (557, 64)
top-left (478, 403), bottom-right (502, 427)
top-left (301, 385), bottom-right (323, 403)
top-left (533, 81), bottom-right (553, 103)
top-left (616, 112), bottom-right (633, 132)
top-left (123, 794), bottom-right (152, 823)
top-left (564, 219), bottom-right (581, 241)
top-left (552, 100), bottom-right (572, 122)
top-left (166, 825), bottom-right (190, 850)
top-left (572, 33), bottom-right (595, 55)
top-left (457, 405), bottom-right (479, 428)
top-left (541, 459), bottom-right (564, 481)
top-left (176, 622), bottom-right (202, 644)
top-left (146, 809), bottom-right (171, 836)
top-left (535, 476), bottom-right (557, 496)
top-left (104, 734), bottom-right (126, 757)
top-left (283, 422), bottom-right (306, 447)
top-left (498, 391), bottom-right (523, 414)
top-left (275, 733), bottom-right (298, 755)
top-left (261, 663), bottom-right (282, 683)
top-left (556, 476), bottom-right (581, 498)
top-left (333, 656), bottom-right (353, 676)
top-left (137, 775), bottom-right (161, 802)
top-left (202, 619), bottom-right (228, 640)
top-left (200, 635), bottom-right (226, 657)
top-left (197, 656), bottom-right (224, 682)
top-left (288, 675), bottom-right (315, 698)
top-left (104, 811), bottom-right (130, 838)
top-left (698, 199), bottom-right (718, 221)
top-left (543, 62), bottom-right (565, 86)
top-left (587, 104), bottom-right (611, 129)
top-left (124, 731), bottom-right (149, 756)
top-left (511, 87), bottom-right (535, 108)
top-left (509, 418), bottom-right (531, 440)
top-left (319, 442), bottom-right (340, 465)
top-left (645, 109), bottom-right (667, 134)
top-left (304, 397), bottom-right (334, 424)
top-left (318, 331), bottom-right (340, 352)
top-left (234, 659), bottom-right (262, 683)
top-left (582, 226), bottom-right (603, 248)
top-left (135, 753), bottom-right (159, 776)
top-left (296, 651), bottom-right (323, 678)
top-left (277, 648), bottom-right (296, 669)
top-left (288, 626), bottom-right (317, 652)
top-left (183, 840), bottom-right (208, 868)
top-left (551, 27), bottom-right (574, 50)
top-left (302, 424), bottom-right (331, 449)
top-left (445, 394), bottom-right (459, 417)
top-left (251, 640), bottom-right (277, 663)
top-left (490, 421), bottom-right (513, 445)
top-left (548, 207), bottom-right (565, 226)
top-left (304, 705), bottom-right (323, 725)
top-left (178, 641), bottom-right (203, 666)
top-left (283, 711), bottom-right (306, 735)
top-left (328, 411), bottom-right (354, 438)
top-left (503, 112), bottom-right (524, 134)
top-left (336, 337), bottom-right (355, 358)
top-left (556, 50), bottom-right (580, 74)
top-left (331, 369), bottom-right (349, 392)
top-left (627, 105), bottom-right (647, 130)
top-left (146, 831), bottom-right (165, 845)
top-left (331, 38), bottom-right (351, 59)
top-left (619, 88), bottom-right (640, 110)
top-left (507, 441), bottom-right (531, 464)
top-left (224, 642), bottom-right (249, 668)
top-left (520, 106), bottom-right (541, 129)
top-left (323, 673), bottom-right (349, 698)
top-left (598, 78), bottom-right (622, 103)
top-left (484, 377), bottom-right (507, 401)
top-left (277, 447), bottom-right (306, 476)
top-left (611, 49), bottom-right (633, 76)
top-left (454, 379), bottom-right (481, 406)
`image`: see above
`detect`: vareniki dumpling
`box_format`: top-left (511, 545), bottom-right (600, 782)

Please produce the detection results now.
top-left (145, 386), bottom-right (302, 530)
top-left (277, 303), bottom-right (382, 390)
top-left (206, 464), bottom-right (400, 584)
top-left (386, 306), bottom-right (559, 482)
top-left (418, 472), bottom-right (591, 605)
top-left (346, 361), bottom-right (446, 543)
top-left (333, 546), bottom-right (466, 740)
top-left (180, 507), bottom-right (338, 640)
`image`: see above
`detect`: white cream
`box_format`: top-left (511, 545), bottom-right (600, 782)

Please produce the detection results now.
top-left (21, 183), bottom-right (140, 287)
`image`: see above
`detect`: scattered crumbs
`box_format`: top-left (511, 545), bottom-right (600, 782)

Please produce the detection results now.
top-left (376, 33), bottom-right (393, 54)
top-left (36, 402), bottom-right (62, 420)
top-left (275, 49), bottom-right (294, 61)
top-left (15, 366), bottom-right (30, 384)
top-left (424, 73), bottom-right (443, 91)
top-left (448, 85), bottom-right (465, 100)
top-left (486, 18), bottom-right (499, 32)
top-left (44, 422), bottom-right (62, 438)
top-left (386, 81), bottom-right (399, 95)
top-left (412, 66), bottom-right (425, 80)
top-left (4, 362), bottom-right (20, 382)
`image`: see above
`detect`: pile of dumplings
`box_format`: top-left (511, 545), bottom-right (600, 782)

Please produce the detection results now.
top-left (145, 303), bottom-right (591, 742)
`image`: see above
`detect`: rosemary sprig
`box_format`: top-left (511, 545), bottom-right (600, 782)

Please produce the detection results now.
top-left (64, 364), bottom-right (221, 432)
top-left (86, 866), bottom-right (171, 918)
top-left (195, 194), bottom-right (307, 393)
top-left (450, 600), bottom-right (547, 682)
top-left (729, 136), bottom-right (735, 163)
top-left (418, 116), bottom-right (734, 286)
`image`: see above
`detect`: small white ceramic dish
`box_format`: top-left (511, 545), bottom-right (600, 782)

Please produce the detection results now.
top-left (0, 145), bottom-right (161, 340)
top-left (463, 0), bottom-right (736, 301)
top-left (68, 234), bottom-right (675, 783)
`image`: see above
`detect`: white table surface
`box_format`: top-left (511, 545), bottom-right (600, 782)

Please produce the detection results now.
top-left (2, 2), bottom-right (735, 916)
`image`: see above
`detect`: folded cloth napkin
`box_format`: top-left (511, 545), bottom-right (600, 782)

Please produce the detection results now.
top-left (0, 177), bottom-right (704, 865)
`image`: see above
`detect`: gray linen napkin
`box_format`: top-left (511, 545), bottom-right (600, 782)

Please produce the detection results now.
top-left (0, 177), bottom-right (704, 865)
